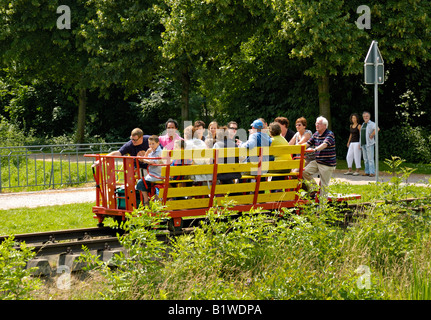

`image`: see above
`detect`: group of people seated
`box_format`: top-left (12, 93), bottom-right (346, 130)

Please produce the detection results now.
top-left (105, 115), bottom-right (336, 206)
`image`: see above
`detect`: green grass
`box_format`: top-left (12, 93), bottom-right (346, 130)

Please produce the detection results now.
top-left (1, 162), bottom-right (431, 236)
top-left (328, 180), bottom-right (431, 203)
top-left (0, 202), bottom-right (95, 235)
top-left (1, 182), bottom-right (429, 236)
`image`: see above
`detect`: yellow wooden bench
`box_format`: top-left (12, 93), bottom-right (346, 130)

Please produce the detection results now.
top-left (154, 145), bottom-right (306, 228)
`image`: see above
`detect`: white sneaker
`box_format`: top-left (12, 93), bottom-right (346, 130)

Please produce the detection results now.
top-left (344, 171), bottom-right (353, 175)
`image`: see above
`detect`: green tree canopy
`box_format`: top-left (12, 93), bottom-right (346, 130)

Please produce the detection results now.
top-left (0, 0), bottom-right (94, 143)
top-left (81, 0), bottom-right (164, 95)
top-left (270, 0), bottom-right (431, 127)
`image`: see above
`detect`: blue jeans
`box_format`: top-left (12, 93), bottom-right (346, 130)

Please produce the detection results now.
top-left (361, 145), bottom-right (375, 175)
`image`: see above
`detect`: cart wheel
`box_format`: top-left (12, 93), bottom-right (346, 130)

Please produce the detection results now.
top-left (96, 215), bottom-right (105, 228)
top-left (168, 217), bottom-right (183, 232)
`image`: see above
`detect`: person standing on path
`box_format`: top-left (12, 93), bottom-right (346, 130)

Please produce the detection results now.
top-left (344, 113), bottom-right (362, 176)
top-left (360, 111), bottom-right (379, 177)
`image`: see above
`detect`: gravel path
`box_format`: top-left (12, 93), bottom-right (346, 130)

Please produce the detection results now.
top-left (330, 169), bottom-right (430, 186)
top-left (0, 187), bottom-right (95, 210)
top-left (0, 170), bottom-right (429, 210)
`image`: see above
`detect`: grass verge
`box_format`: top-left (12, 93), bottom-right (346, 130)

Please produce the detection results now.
top-left (0, 202), bottom-right (95, 235)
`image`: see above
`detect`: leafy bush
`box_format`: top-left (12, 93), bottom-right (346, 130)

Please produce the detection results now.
top-left (72, 177), bottom-right (431, 300)
top-left (0, 237), bottom-right (41, 300)
top-left (0, 115), bottom-right (37, 147)
top-left (379, 125), bottom-right (431, 163)
top-left (80, 204), bottom-right (170, 300)
top-left (81, 200), bottom-right (389, 300)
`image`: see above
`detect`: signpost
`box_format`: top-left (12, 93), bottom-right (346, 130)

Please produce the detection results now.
top-left (364, 40), bottom-right (384, 182)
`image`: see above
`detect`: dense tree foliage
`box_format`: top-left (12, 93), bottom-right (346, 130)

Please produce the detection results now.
top-left (0, 0), bottom-right (430, 162)
top-left (0, 0), bottom-right (96, 143)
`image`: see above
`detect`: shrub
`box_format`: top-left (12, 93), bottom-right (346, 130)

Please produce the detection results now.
top-left (379, 126), bottom-right (431, 163)
top-left (82, 200), bottom-right (387, 300)
top-left (0, 237), bottom-right (41, 300)
top-left (80, 204), bottom-right (170, 300)
top-left (0, 115), bottom-right (37, 147)
top-left (79, 185), bottom-right (431, 300)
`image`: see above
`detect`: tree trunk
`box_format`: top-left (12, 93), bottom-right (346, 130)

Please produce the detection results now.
top-left (180, 67), bottom-right (190, 130)
top-left (76, 88), bottom-right (87, 144)
top-left (317, 74), bottom-right (331, 129)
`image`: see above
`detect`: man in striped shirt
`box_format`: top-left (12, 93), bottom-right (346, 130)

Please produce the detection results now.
top-left (303, 116), bottom-right (336, 198)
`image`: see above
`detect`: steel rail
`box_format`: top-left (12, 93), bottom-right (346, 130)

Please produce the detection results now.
top-left (0, 226), bottom-right (122, 245)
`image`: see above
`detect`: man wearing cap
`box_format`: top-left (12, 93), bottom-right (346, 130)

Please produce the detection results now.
top-left (303, 116), bottom-right (336, 199)
top-left (236, 119), bottom-right (272, 174)
top-left (236, 119), bottom-right (272, 150)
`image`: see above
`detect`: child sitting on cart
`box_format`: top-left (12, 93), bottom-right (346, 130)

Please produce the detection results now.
top-left (136, 135), bottom-right (163, 206)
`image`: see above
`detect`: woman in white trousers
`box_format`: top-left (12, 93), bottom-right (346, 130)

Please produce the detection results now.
top-left (345, 113), bottom-right (362, 176)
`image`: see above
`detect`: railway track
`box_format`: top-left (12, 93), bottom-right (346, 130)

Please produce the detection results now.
top-left (0, 226), bottom-right (122, 255)
top-left (0, 224), bottom-right (194, 276)
top-left (0, 226), bottom-right (118, 245)
top-left (0, 226), bottom-right (126, 275)
top-left (1, 197), bottom-right (429, 276)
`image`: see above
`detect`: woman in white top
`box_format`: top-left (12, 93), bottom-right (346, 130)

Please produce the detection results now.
top-left (205, 121), bottom-right (218, 148)
top-left (184, 125), bottom-right (212, 183)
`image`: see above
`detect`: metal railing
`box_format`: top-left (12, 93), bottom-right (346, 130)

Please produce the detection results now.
top-left (0, 142), bottom-right (125, 192)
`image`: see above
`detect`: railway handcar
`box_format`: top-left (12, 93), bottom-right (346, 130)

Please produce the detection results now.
top-left (86, 145), bottom-right (360, 229)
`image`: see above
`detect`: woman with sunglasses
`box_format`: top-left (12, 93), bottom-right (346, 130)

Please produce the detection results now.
top-left (289, 117), bottom-right (314, 167)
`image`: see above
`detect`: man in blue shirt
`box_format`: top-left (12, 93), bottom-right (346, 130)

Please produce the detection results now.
top-left (360, 111), bottom-right (378, 177)
top-left (237, 119), bottom-right (272, 174)
top-left (92, 128), bottom-right (149, 170)
top-left (114, 128), bottom-right (149, 157)
top-left (237, 119), bottom-right (272, 149)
